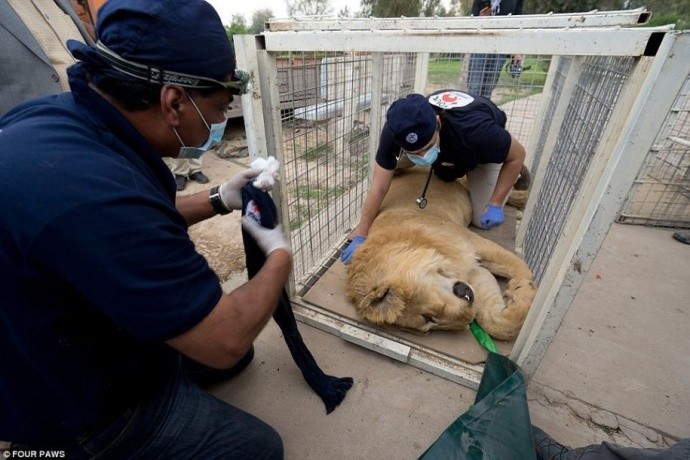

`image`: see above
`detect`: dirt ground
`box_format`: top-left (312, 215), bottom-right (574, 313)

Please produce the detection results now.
top-left (179, 118), bottom-right (254, 283)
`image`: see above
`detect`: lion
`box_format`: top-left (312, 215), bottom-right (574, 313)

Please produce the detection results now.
top-left (346, 167), bottom-right (537, 341)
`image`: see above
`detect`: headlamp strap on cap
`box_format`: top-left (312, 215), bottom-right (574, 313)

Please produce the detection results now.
top-left (93, 41), bottom-right (248, 94)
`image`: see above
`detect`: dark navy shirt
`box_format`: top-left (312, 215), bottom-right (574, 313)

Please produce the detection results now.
top-left (376, 90), bottom-right (512, 181)
top-left (0, 64), bottom-right (222, 443)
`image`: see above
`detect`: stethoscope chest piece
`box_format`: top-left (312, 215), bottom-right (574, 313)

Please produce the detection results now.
top-left (416, 167), bottom-right (434, 209)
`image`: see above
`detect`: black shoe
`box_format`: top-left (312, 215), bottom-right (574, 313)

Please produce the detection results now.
top-left (189, 171), bottom-right (210, 184)
top-left (673, 231), bottom-right (690, 245)
top-left (174, 175), bottom-right (187, 191)
top-left (182, 345), bottom-right (255, 386)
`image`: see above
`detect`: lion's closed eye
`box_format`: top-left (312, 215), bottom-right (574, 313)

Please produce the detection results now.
top-left (422, 314), bottom-right (437, 324)
top-left (371, 288), bottom-right (390, 305)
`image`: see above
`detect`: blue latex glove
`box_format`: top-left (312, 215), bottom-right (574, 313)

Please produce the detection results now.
top-left (341, 236), bottom-right (366, 265)
top-left (480, 205), bottom-right (505, 229)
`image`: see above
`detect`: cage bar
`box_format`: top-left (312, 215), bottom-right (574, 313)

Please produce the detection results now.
top-left (235, 14), bottom-right (689, 386)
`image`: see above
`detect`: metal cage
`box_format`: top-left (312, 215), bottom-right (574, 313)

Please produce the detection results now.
top-left (235, 12), bottom-right (690, 385)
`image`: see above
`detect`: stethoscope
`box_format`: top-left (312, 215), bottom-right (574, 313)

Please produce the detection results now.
top-left (398, 149), bottom-right (435, 209)
top-left (416, 167), bottom-right (434, 209)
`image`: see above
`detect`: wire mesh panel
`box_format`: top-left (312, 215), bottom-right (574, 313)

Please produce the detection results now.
top-left (522, 56), bottom-right (636, 282)
top-left (425, 53), bottom-right (550, 145)
top-left (618, 73), bottom-right (690, 228)
top-left (529, 57), bottom-right (572, 177)
top-left (275, 51), bottom-right (417, 286)
top-left (241, 18), bottom-right (683, 384)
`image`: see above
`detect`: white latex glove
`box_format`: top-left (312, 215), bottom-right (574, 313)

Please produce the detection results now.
top-left (241, 217), bottom-right (291, 256)
top-left (219, 168), bottom-right (261, 210)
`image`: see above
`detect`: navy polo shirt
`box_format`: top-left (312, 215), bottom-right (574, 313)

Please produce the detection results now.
top-left (0, 65), bottom-right (222, 443)
top-left (376, 89), bottom-right (511, 181)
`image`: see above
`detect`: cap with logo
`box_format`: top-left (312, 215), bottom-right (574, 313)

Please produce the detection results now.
top-left (67, 0), bottom-right (248, 94)
top-left (385, 93), bottom-right (436, 151)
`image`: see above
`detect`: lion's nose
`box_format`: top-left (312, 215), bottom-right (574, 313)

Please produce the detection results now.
top-left (453, 282), bottom-right (474, 302)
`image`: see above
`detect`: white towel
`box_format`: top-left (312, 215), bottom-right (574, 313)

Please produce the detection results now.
top-left (250, 156), bottom-right (280, 191)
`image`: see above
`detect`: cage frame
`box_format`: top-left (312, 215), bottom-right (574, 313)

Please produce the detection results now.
top-left (235, 14), bottom-right (689, 386)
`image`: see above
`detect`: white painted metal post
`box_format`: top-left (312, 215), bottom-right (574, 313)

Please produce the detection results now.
top-left (234, 35), bottom-right (268, 161)
top-left (368, 53), bottom-right (385, 180)
top-left (513, 32), bottom-right (690, 377)
top-left (414, 52), bottom-right (430, 94)
top-left (523, 55), bottom-right (561, 173)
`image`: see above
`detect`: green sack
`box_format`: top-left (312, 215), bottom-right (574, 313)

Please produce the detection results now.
top-left (420, 352), bottom-right (536, 460)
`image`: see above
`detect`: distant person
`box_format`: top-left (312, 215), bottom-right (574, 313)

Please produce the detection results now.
top-left (165, 157), bottom-right (211, 191)
top-left (466, 0), bottom-right (524, 99)
top-left (0, 0), bottom-right (94, 115)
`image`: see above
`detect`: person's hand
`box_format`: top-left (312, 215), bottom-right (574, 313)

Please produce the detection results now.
top-left (241, 217), bottom-right (291, 256)
top-left (219, 168), bottom-right (261, 210)
top-left (480, 205), bottom-right (505, 229)
top-left (340, 236), bottom-right (366, 265)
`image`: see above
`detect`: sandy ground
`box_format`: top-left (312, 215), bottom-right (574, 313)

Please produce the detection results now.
top-left (178, 119), bottom-right (254, 284)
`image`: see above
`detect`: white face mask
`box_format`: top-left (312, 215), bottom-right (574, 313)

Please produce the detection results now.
top-left (407, 144), bottom-right (440, 166)
top-left (173, 93), bottom-right (227, 159)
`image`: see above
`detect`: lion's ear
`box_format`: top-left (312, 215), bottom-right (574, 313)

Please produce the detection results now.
top-left (357, 287), bottom-right (404, 325)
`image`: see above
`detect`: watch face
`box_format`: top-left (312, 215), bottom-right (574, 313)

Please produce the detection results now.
top-left (429, 91), bottom-right (475, 109)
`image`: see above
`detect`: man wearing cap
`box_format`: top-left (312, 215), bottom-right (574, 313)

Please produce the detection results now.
top-left (0, 0), bottom-right (287, 457)
top-left (341, 89), bottom-right (526, 264)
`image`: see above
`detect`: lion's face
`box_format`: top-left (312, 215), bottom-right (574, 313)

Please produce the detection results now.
top-left (347, 243), bottom-right (477, 333)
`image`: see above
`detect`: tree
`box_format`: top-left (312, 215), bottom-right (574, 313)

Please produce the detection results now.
top-left (523, 0), bottom-right (688, 29)
top-left (359, 0), bottom-right (420, 17)
top-left (285, 0), bottom-right (333, 16)
top-left (225, 14), bottom-right (248, 44)
top-left (250, 9), bottom-right (274, 34)
top-left (421, 0), bottom-right (447, 16)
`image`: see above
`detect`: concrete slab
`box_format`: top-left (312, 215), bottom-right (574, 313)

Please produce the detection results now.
top-left (208, 222), bottom-right (688, 458)
top-left (532, 223), bottom-right (690, 443)
top-left (210, 320), bottom-right (476, 459)
top-left (189, 138), bottom-right (688, 457)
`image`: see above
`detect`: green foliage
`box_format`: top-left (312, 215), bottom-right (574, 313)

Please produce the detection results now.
top-left (427, 56), bottom-right (464, 85)
top-left (286, 0), bottom-right (333, 16)
top-left (250, 9), bottom-right (273, 34)
top-left (303, 142), bottom-right (331, 161)
top-left (359, 0), bottom-right (447, 17)
top-left (225, 14), bottom-right (248, 43)
top-left (522, 0), bottom-right (689, 30)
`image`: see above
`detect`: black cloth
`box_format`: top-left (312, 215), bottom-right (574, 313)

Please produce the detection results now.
top-left (240, 183), bottom-right (353, 413)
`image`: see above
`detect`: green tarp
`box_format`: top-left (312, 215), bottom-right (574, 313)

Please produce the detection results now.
top-left (420, 352), bottom-right (536, 460)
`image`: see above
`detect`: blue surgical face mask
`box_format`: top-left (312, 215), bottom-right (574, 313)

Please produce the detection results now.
top-left (173, 93), bottom-right (228, 159)
top-left (407, 144), bottom-right (440, 166)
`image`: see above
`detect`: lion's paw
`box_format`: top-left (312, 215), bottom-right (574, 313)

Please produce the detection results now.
top-left (502, 278), bottom-right (537, 311)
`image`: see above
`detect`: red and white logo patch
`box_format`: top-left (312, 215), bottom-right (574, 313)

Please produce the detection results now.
top-left (429, 91), bottom-right (475, 109)
top-left (245, 200), bottom-right (261, 224)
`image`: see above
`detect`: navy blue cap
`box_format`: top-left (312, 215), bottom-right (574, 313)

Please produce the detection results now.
top-left (68, 0), bottom-right (238, 90)
top-left (385, 94), bottom-right (437, 151)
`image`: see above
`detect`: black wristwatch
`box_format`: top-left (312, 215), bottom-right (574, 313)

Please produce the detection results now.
top-left (209, 186), bottom-right (231, 215)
